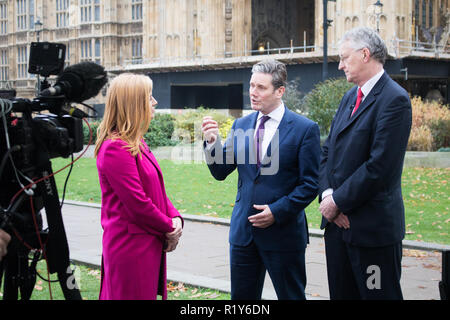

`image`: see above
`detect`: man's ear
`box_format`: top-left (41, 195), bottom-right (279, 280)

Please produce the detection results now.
top-left (362, 48), bottom-right (371, 62)
top-left (277, 86), bottom-right (286, 98)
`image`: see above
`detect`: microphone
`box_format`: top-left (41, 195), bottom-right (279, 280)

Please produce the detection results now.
top-left (40, 61), bottom-right (107, 103)
top-left (349, 104), bottom-right (355, 111)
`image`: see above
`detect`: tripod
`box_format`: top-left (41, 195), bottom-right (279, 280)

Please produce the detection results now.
top-left (0, 151), bottom-right (82, 300)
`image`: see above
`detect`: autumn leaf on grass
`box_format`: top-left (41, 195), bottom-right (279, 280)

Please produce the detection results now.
top-left (177, 282), bottom-right (187, 292)
top-left (208, 293), bottom-right (220, 299)
top-left (190, 293), bottom-right (203, 298)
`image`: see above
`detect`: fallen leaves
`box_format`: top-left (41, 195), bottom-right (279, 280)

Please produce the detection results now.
top-left (166, 282), bottom-right (223, 299)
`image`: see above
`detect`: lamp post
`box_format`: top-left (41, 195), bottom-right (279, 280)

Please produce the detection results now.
top-left (373, 0), bottom-right (383, 34)
top-left (35, 18), bottom-right (43, 42)
top-left (34, 18), bottom-right (43, 93)
top-left (322, 0), bottom-right (336, 81)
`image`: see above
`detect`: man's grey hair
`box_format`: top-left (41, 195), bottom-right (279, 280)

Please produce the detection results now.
top-left (251, 59), bottom-right (287, 89)
top-left (339, 27), bottom-right (388, 65)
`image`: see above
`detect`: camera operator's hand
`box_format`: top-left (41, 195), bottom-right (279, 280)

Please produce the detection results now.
top-left (0, 229), bottom-right (11, 261)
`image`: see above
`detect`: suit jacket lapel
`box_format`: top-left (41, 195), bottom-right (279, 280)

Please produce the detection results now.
top-left (338, 73), bottom-right (388, 135)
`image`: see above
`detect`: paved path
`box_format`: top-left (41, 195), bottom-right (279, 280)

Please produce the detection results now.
top-left (60, 202), bottom-right (443, 300)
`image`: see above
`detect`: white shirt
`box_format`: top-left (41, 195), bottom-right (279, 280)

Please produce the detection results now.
top-left (322, 69), bottom-right (385, 201)
top-left (255, 102), bottom-right (285, 160)
top-left (359, 69), bottom-right (385, 103)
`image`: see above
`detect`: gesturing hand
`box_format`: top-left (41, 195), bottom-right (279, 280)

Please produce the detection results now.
top-left (202, 116), bottom-right (219, 144)
top-left (248, 205), bottom-right (275, 228)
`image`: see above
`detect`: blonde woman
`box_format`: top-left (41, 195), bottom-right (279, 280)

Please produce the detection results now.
top-left (95, 73), bottom-right (183, 300)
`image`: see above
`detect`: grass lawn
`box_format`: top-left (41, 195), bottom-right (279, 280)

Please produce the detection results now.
top-left (50, 157), bottom-right (449, 245)
top-left (0, 260), bottom-right (230, 300)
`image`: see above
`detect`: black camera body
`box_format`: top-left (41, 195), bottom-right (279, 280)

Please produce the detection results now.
top-left (5, 104), bottom-right (84, 166)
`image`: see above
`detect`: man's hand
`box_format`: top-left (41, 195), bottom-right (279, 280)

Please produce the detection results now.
top-left (202, 116), bottom-right (219, 144)
top-left (0, 229), bottom-right (11, 261)
top-left (248, 205), bottom-right (275, 228)
top-left (333, 213), bottom-right (350, 229)
top-left (319, 195), bottom-right (340, 222)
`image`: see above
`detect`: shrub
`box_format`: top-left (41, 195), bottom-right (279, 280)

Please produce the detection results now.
top-left (408, 96), bottom-right (450, 151)
top-left (219, 118), bottom-right (235, 139)
top-left (304, 78), bottom-right (354, 136)
top-left (173, 107), bottom-right (233, 144)
top-left (408, 125), bottom-right (433, 151)
top-left (429, 119), bottom-right (450, 151)
top-left (144, 113), bottom-right (178, 148)
top-left (284, 78), bottom-right (307, 115)
top-left (83, 121), bottom-right (101, 145)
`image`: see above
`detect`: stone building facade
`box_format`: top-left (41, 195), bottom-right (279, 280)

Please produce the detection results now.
top-left (0, 0), bottom-right (448, 109)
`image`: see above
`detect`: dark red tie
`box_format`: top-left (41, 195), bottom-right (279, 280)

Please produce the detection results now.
top-left (351, 88), bottom-right (364, 117)
top-left (256, 115), bottom-right (270, 168)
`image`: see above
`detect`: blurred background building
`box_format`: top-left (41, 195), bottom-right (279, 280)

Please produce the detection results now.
top-left (0, 0), bottom-right (448, 116)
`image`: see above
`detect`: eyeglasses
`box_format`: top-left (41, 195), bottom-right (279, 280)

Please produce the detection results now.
top-left (339, 48), bottom-right (364, 64)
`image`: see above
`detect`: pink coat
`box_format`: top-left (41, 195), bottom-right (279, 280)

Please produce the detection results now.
top-left (96, 138), bottom-right (182, 300)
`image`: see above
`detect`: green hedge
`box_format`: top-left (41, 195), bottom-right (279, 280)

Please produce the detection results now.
top-left (144, 113), bottom-right (178, 148)
top-left (83, 121), bottom-right (101, 145)
top-left (304, 78), bottom-right (354, 136)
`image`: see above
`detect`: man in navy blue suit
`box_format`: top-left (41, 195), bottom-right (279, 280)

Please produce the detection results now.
top-left (202, 59), bottom-right (320, 300)
top-left (319, 27), bottom-right (412, 299)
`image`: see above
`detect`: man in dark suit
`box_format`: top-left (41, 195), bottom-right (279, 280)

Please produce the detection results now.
top-left (202, 59), bottom-right (320, 300)
top-left (319, 27), bottom-right (412, 300)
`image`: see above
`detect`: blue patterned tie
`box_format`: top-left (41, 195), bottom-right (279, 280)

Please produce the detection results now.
top-left (256, 115), bottom-right (270, 168)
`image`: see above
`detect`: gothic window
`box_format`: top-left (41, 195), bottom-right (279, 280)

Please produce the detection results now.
top-left (56, 0), bottom-right (70, 27)
top-left (0, 2), bottom-right (7, 34)
top-left (0, 49), bottom-right (8, 81)
top-left (17, 45), bottom-right (28, 78)
top-left (132, 0), bottom-right (142, 21)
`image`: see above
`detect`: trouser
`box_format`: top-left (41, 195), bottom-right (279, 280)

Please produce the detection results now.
top-left (230, 241), bottom-right (307, 300)
top-left (324, 223), bottom-right (403, 300)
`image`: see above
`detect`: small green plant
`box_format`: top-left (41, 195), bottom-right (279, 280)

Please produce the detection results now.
top-left (219, 118), bottom-right (234, 139)
top-left (173, 107), bottom-right (233, 144)
top-left (304, 78), bottom-right (354, 136)
top-left (144, 113), bottom-right (178, 148)
top-left (83, 121), bottom-right (101, 145)
top-left (283, 78), bottom-right (307, 115)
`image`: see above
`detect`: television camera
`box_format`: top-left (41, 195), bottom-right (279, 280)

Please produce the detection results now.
top-left (0, 41), bottom-right (107, 300)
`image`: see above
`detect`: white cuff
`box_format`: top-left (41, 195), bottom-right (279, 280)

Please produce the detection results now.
top-left (322, 188), bottom-right (333, 200)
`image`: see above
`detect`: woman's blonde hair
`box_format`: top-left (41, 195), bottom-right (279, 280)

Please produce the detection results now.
top-left (94, 73), bottom-right (153, 157)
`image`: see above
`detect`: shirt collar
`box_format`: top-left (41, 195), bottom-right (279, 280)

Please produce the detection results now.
top-left (258, 102), bottom-right (285, 123)
top-left (360, 69), bottom-right (385, 98)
